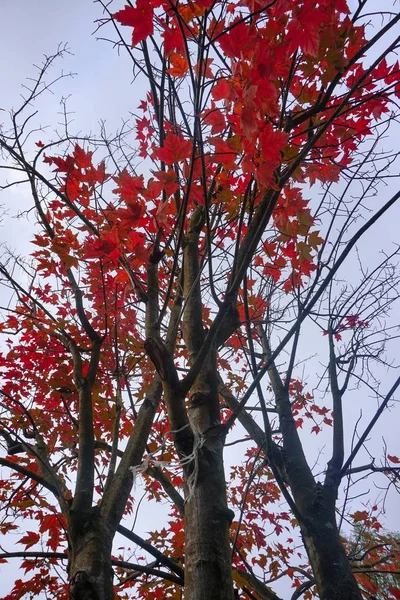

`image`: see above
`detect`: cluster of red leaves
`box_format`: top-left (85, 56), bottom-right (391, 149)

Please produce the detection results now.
top-left (323, 314), bottom-right (370, 341)
top-left (286, 379), bottom-right (333, 433)
top-left (117, 0), bottom-right (399, 299)
top-left (2, 573), bottom-right (68, 600)
top-left (228, 445), bottom-right (312, 594)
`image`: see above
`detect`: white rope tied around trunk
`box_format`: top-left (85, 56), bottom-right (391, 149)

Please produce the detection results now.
top-left (130, 423), bottom-right (204, 503)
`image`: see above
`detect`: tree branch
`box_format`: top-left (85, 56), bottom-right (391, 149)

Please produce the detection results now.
top-left (341, 374), bottom-right (400, 475)
top-left (325, 332), bottom-right (344, 490)
top-left (116, 524), bottom-right (184, 580)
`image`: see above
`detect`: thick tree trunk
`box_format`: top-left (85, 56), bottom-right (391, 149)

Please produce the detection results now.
top-left (176, 207), bottom-right (234, 599)
top-left (69, 509), bottom-right (114, 600)
top-left (264, 343), bottom-right (363, 600)
top-left (184, 426), bottom-right (234, 600)
top-left (301, 515), bottom-right (362, 600)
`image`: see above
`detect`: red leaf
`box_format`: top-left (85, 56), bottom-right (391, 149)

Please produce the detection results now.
top-left (154, 200), bottom-right (172, 232)
top-left (218, 20), bottom-right (254, 58)
top-left (19, 531), bottom-right (40, 549)
top-left (212, 78), bottom-right (231, 102)
top-left (389, 586), bottom-right (400, 599)
top-left (287, 7), bottom-right (324, 57)
top-left (114, 2), bottom-right (154, 46)
top-left (207, 136), bottom-right (238, 169)
top-left (194, 58), bottom-right (214, 79)
top-left (241, 106), bottom-right (258, 139)
top-left (356, 573), bottom-right (378, 594)
top-left (263, 263), bottom-right (282, 283)
top-left (151, 169), bottom-right (179, 196)
top-left (73, 144), bottom-right (93, 169)
top-left (259, 123), bottom-right (288, 165)
top-left (203, 106), bottom-right (226, 134)
top-left (196, 0), bottom-right (214, 7)
top-left (21, 559), bottom-right (37, 574)
top-left (163, 26), bottom-right (185, 56)
top-left (84, 228), bottom-right (121, 264)
top-left (387, 454), bottom-right (400, 464)
top-left (118, 200), bottom-right (145, 229)
top-left (113, 170), bottom-right (144, 201)
top-left (155, 133), bottom-right (192, 165)
top-left (32, 234), bottom-right (50, 248)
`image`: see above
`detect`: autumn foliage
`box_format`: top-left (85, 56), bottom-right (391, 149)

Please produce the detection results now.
top-left (0, 1), bottom-right (400, 599)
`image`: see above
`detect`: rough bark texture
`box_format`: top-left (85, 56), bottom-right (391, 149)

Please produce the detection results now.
top-left (180, 207), bottom-right (234, 600)
top-left (263, 337), bottom-right (363, 600)
top-left (184, 426), bottom-right (234, 600)
top-left (69, 509), bottom-right (114, 600)
top-left (287, 457), bottom-right (363, 599)
top-left (301, 505), bottom-right (363, 600)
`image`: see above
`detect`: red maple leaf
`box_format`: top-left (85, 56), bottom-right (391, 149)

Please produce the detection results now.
top-left (154, 133), bottom-right (192, 165)
top-left (84, 228), bottom-right (121, 264)
top-left (151, 169), bottom-right (179, 196)
top-left (73, 144), bottom-right (93, 169)
top-left (113, 170), bottom-right (144, 202)
top-left (287, 7), bottom-right (324, 57)
top-left (196, 0), bottom-right (215, 7)
top-left (153, 200), bottom-right (172, 232)
top-left (114, 2), bottom-right (154, 46)
top-left (259, 123), bottom-right (288, 165)
top-left (218, 20), bottom-right (254, 58)
top-left (118, 200), bottom-right (145, 229)
top-left (163, 26), bottom-right (185, 56)
top-left (207, 136), bottom-right (238, 169)
top-left (18, 531), bottom-right (40, 550)
top-left (203, 105), bottom-right (226, 134)
top-left (212, 78), bottom-right (231, 102)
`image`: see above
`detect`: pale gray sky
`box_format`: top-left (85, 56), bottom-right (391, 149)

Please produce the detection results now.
top-left (1, 0), bottom-right (139, 130)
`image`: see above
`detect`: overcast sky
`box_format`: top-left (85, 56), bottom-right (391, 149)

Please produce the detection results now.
top-left (1, 0), bottom-right (139, 129)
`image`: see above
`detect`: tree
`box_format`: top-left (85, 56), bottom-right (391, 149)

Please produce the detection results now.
top-left (0, 1), bottom-right (400, 599)
top-left (345, 525), bottom-right (400, 599)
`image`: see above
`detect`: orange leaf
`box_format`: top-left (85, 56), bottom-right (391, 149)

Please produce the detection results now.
top-left (194, 58), bottom-right (214, 79)
top-left (167, 52), bottom-right (189, 77)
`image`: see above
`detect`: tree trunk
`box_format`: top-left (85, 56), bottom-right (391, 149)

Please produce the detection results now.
top-left (176, 207), bottom-right (234, 599)
top-left (300, 499), bottom-right (362, 600)
top-left (69, 509), bottom-right (114, 600)
top-left (184, 425), bottom-right (234, 600)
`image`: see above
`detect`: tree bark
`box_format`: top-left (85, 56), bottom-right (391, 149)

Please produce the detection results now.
top-left (301, 507), bottom-right (362, 600)
top-left (178, 207), bottom-right (234, 599)
top-left (184, 425), bottom-right (234, 600)
top-left (69, 509), bottom-right (114, 600)
top-left (262, 334), bottom-right (363, 600)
